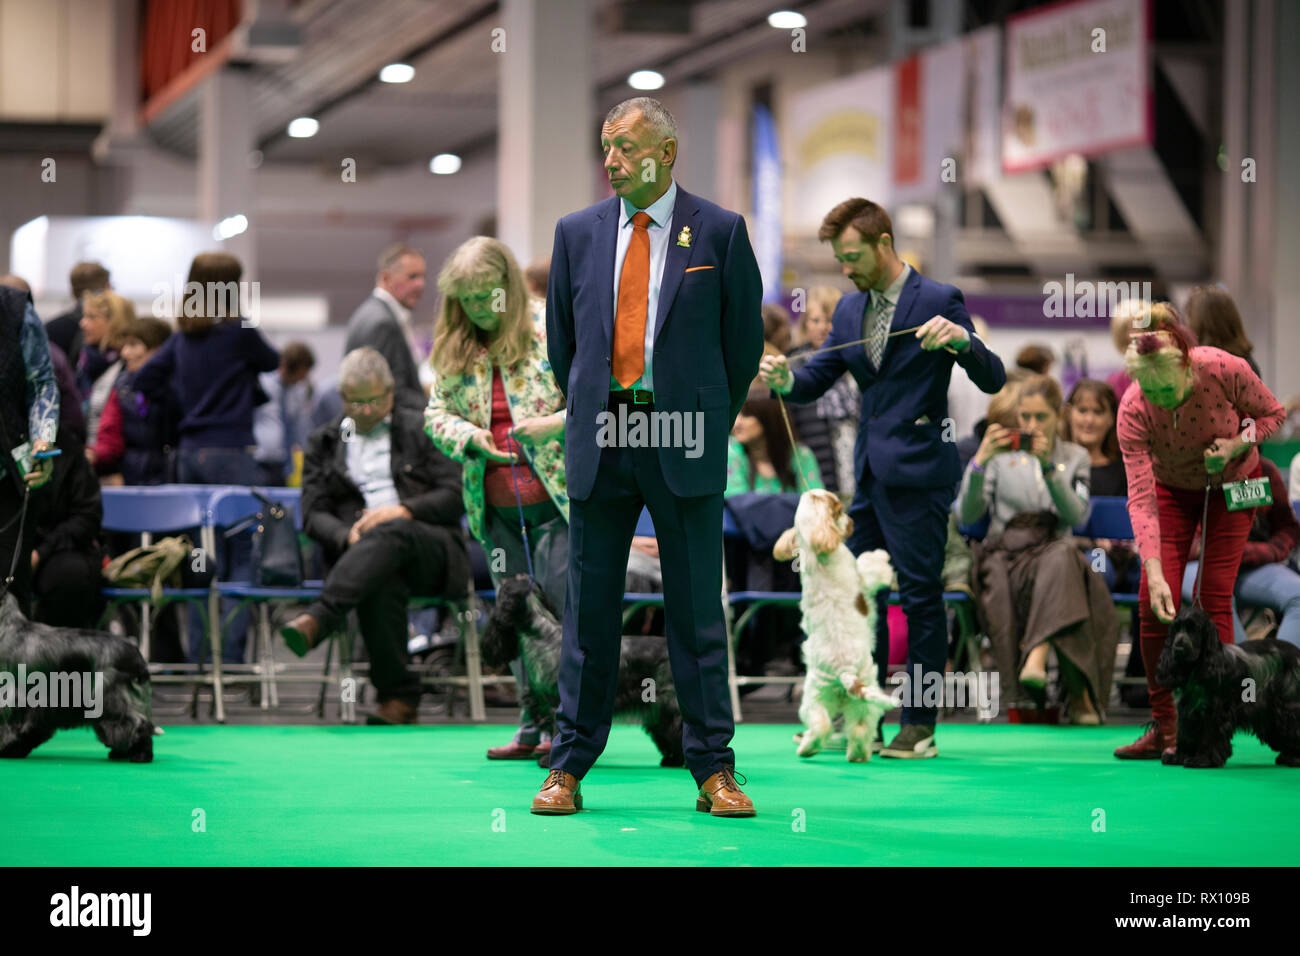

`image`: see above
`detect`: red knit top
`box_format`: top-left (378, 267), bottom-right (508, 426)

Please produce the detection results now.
top-left (1117, 347), bottom-right (1286, 561)
top-left (482, 367), bottom-right (550, 507)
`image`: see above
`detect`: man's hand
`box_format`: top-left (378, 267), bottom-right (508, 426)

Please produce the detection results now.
top-left (510, 414), bottom-right (564, 447)
top-left (759, 354), bottom-right (793, 394)
top-left (1204, 436), bottom-right (1247, 475)
top-left (349, 505), bottom-right (413, 544)
top-left (25, 439), bottom-right (54, 488)
top-left (31, 550), bottom-right (39, 570)
top-left (915, 316), bottom-right (970, 353)
top-left (467, 428), bottom-right (517, 463)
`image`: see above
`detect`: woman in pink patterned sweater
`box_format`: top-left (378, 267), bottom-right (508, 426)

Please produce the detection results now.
top-left (1115, 303), bottom-right (1285, 760)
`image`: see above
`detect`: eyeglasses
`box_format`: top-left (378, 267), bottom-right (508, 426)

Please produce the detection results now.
top-left (342, 391), bottom-right (391, 410)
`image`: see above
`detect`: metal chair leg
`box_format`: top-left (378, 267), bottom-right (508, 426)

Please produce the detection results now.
top-left (208, 588), bottom-right (225, 723)
top-left (461, 597), bottom-right (486, 722)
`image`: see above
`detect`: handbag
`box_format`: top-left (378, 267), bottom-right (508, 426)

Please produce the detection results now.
top-left (225, 490), bottom-right (303, 587)
top-left (103, 535), bottom-right (201, 602)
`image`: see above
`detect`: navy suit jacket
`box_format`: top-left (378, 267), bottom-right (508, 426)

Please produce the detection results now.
top-left (784, 269), bottom-right (1005, 491)
top-left (546, 184), bottom-right (764, 501)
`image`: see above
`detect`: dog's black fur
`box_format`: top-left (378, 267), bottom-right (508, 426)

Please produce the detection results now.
top-left (481, 574), bottom-right (684, 767)
top-left (0, 592), bottom-right (154, 761)
top-left (1157, 603), bottom-right (1300, 768)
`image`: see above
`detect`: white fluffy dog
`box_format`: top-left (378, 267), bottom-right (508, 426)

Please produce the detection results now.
top-left (773, 489), bottom-right (898, 762)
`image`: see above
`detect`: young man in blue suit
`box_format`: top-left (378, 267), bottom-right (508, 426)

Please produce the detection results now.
top-left (761, 198), bottom-right (1006, 759)
top-left (536, 97), bottom-right (765, 816)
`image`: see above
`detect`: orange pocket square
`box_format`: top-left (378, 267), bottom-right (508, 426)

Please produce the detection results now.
top-left (684, 265), bottom-right (715, 273)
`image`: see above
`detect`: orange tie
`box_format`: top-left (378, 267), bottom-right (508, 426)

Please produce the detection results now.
top-left (613, 211), bottom-right (653, 389)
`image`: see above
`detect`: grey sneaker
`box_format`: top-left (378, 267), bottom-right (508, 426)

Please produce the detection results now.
top-left (881, 724), bottom-right (937, 759)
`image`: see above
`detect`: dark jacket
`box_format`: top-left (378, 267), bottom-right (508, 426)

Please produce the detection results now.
top-left (343, 296), bottom-right (425, 410)
top-left (116, 368), bottom-right (180, 485)
top-left (302, 406), bottom-right (468, 576)
top-left (783, 269), bottom-right (1006, 492)
top-left (31, 427), bottom-right (102, 566)
top-left (48, 343), bottom-right (86, 445)
top-left (45, 304), bottom-right (83, 367)
top-left (547, 185), bottom-right (765, 500)
top-left (135, 321), bottom-right (279, 449)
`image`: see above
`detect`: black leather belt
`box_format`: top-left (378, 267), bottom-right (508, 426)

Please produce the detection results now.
top-left (608, 388), bottom-right (654, 407)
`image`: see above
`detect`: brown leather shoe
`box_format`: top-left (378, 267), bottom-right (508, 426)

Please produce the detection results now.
top-left (366, 698), bottom-right (418, 725)
top-left (530, 769), bottom-right (581, 814)
top-left (696, 767), bottom-right (755, 817)
top-left (487, 739), bottom-right (544, 760)
top-left (280, 613), bottom-right (321, 657)
top-left (1114, 714), bottom-right (1177, 759)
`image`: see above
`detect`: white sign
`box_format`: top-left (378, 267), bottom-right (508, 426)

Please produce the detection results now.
top-left (786, 68), bottom-right (893, 235)
top-left (1002, 0), bottom-right (1150, 173)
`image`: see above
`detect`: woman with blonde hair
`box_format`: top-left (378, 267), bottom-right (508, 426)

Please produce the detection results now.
top-left (1113, 303), bottom-right (1285, 759)
top-left (78, 290), bottom-right (135, 450)
top-left (425, 236), bottom-right (568, 762)
top-left (958, 373), bottom-right (1115, 724)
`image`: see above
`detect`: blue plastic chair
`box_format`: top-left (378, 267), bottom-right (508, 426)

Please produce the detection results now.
top-left (100, 486), bottom-right (218, 713)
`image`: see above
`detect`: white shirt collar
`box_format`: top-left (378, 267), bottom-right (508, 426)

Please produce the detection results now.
top-left (372, 287), bottom-right (410, 327)
top-left (619, 179), bottom-right (678, 229)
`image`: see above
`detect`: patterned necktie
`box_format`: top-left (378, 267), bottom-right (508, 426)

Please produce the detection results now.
top-left (613, 211), bottom-right (653, 389)
top-left (867, 293), bottom-right (889, 370)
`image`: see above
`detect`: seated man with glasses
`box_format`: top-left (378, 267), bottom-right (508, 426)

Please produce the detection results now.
top-left (281, 346), bottom-right (468, 724)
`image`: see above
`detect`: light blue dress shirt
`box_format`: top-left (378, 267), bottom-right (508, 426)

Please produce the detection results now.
top-left (345, 416), bottom-right (400, 511)
top-left (610, 179), bottom-right (677, 392)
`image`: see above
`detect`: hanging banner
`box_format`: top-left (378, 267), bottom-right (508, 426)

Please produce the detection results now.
top-left (751, 103), bottom-right (783, 304)
top-left (786, 67), bottom-right (893, 235)
top-left (1002, 0), bottom-right (1152, 173)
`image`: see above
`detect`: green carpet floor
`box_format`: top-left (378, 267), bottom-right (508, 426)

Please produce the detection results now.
top-left (1, 724), bottom-right (1293, 866)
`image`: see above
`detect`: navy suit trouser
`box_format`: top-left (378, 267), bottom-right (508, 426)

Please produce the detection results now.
top-left (846, 474), bottom-right (952, 727)
top-left (550, 441), bottom-right (734, 787)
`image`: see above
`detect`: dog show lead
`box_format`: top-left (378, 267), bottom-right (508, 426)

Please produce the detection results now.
top-left (1114, 302), bottom-right (1285, 761)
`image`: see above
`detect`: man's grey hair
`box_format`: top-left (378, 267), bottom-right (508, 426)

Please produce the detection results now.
top-left (604, 97), bottom-right (678, 146)
top-left (338, 346), bottom-right (395, 392)
top-left (377, 242), bottom-right (423, 274)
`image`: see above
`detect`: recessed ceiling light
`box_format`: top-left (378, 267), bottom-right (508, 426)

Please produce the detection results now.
top-left (287, 117), bottom-right (318, 138)
top-left (213, 213), bottom-right (248, 240)
top-left (768, 11), bottom-right (807, 29)
top-left (379, 63), bottom-right (414, 83)
top-left (628, 70), bottom-right (664, 90)
top-left (430, 153), bottom-right (462, 174)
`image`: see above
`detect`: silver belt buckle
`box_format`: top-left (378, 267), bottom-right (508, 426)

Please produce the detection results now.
top-left (633, 388), bottom-right (651, 404)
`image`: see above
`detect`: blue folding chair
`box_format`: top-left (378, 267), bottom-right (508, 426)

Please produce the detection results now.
top-left (205, 487), bottom-right (325, 720)
top-left (100, 486), bottom-right (217, 709)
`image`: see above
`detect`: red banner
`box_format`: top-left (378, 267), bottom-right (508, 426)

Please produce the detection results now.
top-left (893, 54), bottom-right (921, 186)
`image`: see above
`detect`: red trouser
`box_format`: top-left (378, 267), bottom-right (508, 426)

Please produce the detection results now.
top-left (1137, 473), bottom-right (1259, 722)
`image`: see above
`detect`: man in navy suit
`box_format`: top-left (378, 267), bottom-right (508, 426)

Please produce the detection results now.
top-left (761, 198), bottom-right (1005, 759)
top-left (534, 97), bottom-right (764, 816)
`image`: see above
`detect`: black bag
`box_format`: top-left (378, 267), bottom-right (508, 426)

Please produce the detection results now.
top-left (225, 490), bottom-right (303, 587)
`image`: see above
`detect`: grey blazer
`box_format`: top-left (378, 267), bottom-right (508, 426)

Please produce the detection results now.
top-left (343, 295), bottom-right (424, 408)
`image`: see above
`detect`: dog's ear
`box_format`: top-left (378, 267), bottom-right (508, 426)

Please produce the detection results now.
top-left (773, 527), bottom-right (799, 562)
top-left (807, 502), bottom-right (842, 557)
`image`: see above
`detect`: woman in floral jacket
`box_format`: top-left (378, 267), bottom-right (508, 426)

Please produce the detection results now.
top-left (424, 236), bottom-right (568, 761)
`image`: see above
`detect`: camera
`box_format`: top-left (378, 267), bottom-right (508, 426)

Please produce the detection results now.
top-left (1007, 430), bottom-right (1035, 451)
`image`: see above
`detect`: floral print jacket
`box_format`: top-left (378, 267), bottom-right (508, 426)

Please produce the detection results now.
top-left (423, 301), bottom-right (569, 541)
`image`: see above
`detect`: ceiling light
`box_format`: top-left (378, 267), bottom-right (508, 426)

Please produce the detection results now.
top-left (287, 117), bottom-right (318, 138)
top-left (628, 70), bottom-right (664, 90)
top-left (379, 63), bottom-right (415, 83)
top-left (768, 11), bottom-right (807, 29)
top-left (429, 153), bottom-right (462, 174)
